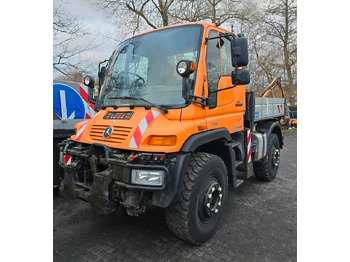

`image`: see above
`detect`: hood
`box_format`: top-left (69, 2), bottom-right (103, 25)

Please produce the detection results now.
top-left (71, 107), bottom-right (195, 153)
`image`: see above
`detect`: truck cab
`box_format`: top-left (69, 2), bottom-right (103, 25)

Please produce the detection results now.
top-left (59, 22), bottom-right (284, 245)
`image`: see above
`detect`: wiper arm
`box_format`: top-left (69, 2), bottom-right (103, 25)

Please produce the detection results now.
top-left (100, 105), bottom-right (118, 110)
top-left (109, 96), bottom-right (168, 114)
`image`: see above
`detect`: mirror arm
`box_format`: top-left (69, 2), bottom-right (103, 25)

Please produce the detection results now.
top-left (208, 84), bottom-right (238, 96)
top-left (182, 77), bottom-right (190, 101)
top-left (188, 95), bottom-right (207, 109)
top-left (205, 33), bottom-right (234, 44)
top-left (98, 60), bottom-right (108, 71)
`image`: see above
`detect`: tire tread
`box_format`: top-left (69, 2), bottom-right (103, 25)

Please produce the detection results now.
top-left (165, 152), bottom-right (226, 245)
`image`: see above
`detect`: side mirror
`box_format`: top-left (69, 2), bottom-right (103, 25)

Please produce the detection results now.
top-left (231, 36), bottom-right (249, 67)
top-left (98, 66), bottom-right (107, 88)
top-left (82, 75), bottom-right (96, 103)
top-left (231, 69), bottom-right (250, 85)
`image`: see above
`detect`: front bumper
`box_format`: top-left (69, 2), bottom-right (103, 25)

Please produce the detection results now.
top-left (59, 141), bottom-right (190, 214)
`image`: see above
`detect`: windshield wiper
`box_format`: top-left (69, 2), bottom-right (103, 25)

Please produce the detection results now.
top-left (108, 96), bottom-right (168, 114)
top-left (100, 105), bottom-right (118, 110)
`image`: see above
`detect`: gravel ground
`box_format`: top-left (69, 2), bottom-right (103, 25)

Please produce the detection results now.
top-left (53, 130), bottom-right (297, 262)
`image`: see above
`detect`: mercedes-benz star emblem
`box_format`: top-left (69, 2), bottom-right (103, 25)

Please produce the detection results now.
top-left (103, 126), bottom-right (113, 138)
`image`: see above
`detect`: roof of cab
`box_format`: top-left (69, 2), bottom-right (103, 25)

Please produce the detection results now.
top-left (125, 21), bottom-right (232, 41)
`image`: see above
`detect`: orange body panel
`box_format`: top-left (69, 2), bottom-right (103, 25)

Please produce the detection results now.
top-left (71, 107), bottom-right (197, 153)
top-left (205, 77), bottom-right (245, 133)
top-left (202, 25), bottom-right (244, 133)
top-left (71, 22), bottom-right (246, 153)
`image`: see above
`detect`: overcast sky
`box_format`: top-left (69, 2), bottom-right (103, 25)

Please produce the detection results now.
top-left (54, 0), bottom-right (122, 78)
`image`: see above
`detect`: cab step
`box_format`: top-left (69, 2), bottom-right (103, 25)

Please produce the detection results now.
top-left (236, 171), bottom-right (247, 180)
top-left (236, 160), bottom-right (243, 168)
top-left (236, 161), bottom-right (254, 179)
top-left (236, 179), bottom-right (244, 187)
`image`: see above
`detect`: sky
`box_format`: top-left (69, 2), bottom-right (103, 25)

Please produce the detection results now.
top-left (53, 0), bottom-right (122, 78)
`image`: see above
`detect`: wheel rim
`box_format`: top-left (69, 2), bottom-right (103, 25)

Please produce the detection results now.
top-left (272, 147), bottom-right (280, 167)
top-left (198, 180), bottom-right (223, 223)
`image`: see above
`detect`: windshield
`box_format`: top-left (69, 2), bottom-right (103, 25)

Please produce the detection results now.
top-left (99, 25), bottom-right (203, 108)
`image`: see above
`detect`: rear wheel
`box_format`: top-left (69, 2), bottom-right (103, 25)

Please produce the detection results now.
top-left (165, 152), bottom-right (228, 245)
top-left (253, 133), bottom-right (280, 181)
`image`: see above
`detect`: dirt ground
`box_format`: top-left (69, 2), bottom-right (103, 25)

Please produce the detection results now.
top-left (53, 130), bottom-right (297, 262)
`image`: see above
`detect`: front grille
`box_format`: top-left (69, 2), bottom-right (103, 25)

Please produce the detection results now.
top-left (90, 125), bottom-right (132, 144)
top-left (103, 111), bottom-right (134, 120)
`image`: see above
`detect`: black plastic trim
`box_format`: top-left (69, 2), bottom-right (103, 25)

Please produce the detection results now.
top-left (256, 121), bottom-right (284, 148)
top-left (152, 153), bottom-right (191, 207)
top-left (181, 128), bottom-right (232, 152)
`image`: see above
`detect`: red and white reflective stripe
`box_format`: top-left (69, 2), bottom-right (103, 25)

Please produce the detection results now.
top-left (79, 84), bottom-right (95, 119)
top-left (75, 121), bottom-right (89, 141)
top-left (247, 129), bottom-right (252, 163)
top-left (129, 110), bottom-right (161, 149)
top-left (277, 104), bottom-right (282, 114)
top-left (64, 155), bottom-right (72, 165)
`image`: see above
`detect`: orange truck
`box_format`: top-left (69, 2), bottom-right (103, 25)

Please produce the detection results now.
top-left (58, 22), bottom-right (285, 245)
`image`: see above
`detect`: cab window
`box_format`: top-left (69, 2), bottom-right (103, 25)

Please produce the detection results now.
top-left (220, 36), bottom-right (234, 76)
top-left (206, 31), bottom-right (235, 109)
top-left (206, 30), bottom-right (221, 109)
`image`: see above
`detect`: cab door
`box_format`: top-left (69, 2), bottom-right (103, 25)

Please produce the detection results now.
top-left (204, 27), bottom-right (245, 134)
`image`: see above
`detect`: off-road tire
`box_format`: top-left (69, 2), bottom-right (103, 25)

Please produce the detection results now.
top-left (165, 152), bottom-right (228, 245)
top-left (253, 133), bottom-right (280, 181)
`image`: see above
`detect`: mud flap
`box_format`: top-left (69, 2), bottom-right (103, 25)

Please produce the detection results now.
top-left (234, 160), bottom-right (254, 187)
top-left (246, 161), bottom-right (254, 178)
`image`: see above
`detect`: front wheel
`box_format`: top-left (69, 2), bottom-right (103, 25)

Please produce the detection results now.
top-left (165, 152), bottom-right (228, 245)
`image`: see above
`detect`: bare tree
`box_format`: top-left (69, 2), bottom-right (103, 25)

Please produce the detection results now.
top-left (93, 0), bottom-right (177, 35)
top-left (169, 0), bottom-right (208, 22)
top-left (235, 0), bottom-right (296, 104)
top-left (93, 0), bottom-right (246, 33)
top-left (53, 0), bottom-right (101, 77)
top-left (205, 0), bottom-right (241, 23)
top-left (54, 68), bottom-right (83, 82)
top-left (167, 0), bottom-right (243, 25)
top-left (91, 0), bottom-right (297, 103)
top-left (262, 0), bottom-right (297, 103)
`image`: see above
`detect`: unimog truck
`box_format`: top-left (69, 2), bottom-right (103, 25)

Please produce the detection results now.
top-left (58, 22), bottom-right (285, 245)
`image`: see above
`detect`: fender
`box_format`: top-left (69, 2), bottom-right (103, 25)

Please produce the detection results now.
top-left (256, 120), bottom-right (284, 148)
top-left (180, 128), bottom-right (237, 187)
top-left (181, 128), bottom-right (232, 152)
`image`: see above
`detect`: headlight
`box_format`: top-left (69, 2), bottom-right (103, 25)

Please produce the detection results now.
top-left (176, 60), bottom-right (197, 77)
top-left (82, 75), bottom-right (95, 87)
top-left (84, 76), bottom-right (90, 86)
top-left (131, 170), bottom-right (165, 186)
top-left (177, 61), bottom-right (188, 75)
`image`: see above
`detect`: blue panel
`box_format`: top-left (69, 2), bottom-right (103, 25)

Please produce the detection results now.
top-left (53, 83), bottom-right (85, 119)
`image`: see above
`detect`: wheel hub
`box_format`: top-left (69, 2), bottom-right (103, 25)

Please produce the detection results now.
top-left (272, 148), bottom-right (280, 167)
top-left (203, 182), bottom-right (222, 218)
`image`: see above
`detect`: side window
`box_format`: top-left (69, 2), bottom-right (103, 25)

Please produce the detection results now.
top-left (206, 31), bottom-right (221, 109)
top-left (220, 37), bottom-right (234, 76)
